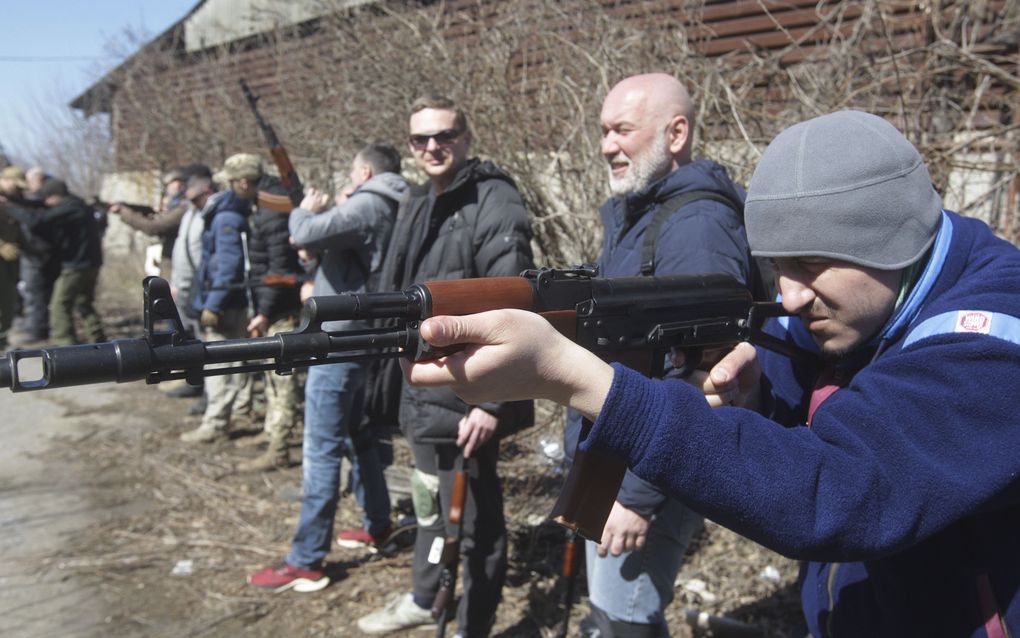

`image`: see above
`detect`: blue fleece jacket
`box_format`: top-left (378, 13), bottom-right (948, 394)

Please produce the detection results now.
top-left (192, 189), bottom-right (251, 314)
top-left (582, 211), bottom-right (1020, 637)
top-left (566, 159), bottom-right (750, 515)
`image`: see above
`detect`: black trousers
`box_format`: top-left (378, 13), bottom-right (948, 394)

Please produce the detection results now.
top-left (409, 437), bottom-right (508, 638)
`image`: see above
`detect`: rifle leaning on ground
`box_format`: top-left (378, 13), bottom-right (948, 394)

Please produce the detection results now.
top-left (557, 529), bottom-right (580, 638)
top-left (239, 78), bottom-right (303, 212)
top-left (430, 456), bottom-right (468, 638)
top-left (0, 266), bottom-right (812, 539)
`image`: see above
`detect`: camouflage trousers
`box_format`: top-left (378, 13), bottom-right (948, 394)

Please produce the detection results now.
top-left (261, 315), bottom-right (298, 445)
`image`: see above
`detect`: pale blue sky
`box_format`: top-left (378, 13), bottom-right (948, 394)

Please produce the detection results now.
top-left (0, 0), bottom-right (198, 161)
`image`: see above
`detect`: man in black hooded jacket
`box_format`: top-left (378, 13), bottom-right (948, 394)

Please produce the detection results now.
top-left (357, 95), bottom-right (534, 638)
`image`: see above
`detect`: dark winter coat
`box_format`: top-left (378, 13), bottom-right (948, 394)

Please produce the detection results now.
top-left (566, 159), bottom-right (752, 516)
top-left (191, 189), bottom-right (251, 314)
top-left (248, 176), bottom-right (302, 321)
top-left (8, 194), bottom-right (102, 270)
top-left (378, 159), bottom-right (535, 444)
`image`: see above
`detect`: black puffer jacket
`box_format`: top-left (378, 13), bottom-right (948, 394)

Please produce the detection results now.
top-left (248, 176), bottom-right (302, 321)
top-left (379, 159), bottom-right (535, 444)
top-left (8, 195), bottom-right (102, 270)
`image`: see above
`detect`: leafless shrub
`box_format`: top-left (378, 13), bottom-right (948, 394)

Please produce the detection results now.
top-left (99, 0), bottom-right (1018, 258)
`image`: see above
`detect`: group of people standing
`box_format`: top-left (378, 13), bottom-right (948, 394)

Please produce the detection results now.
top-left (114, 79), bottom-right (700, 637)
top-left (7, 70), bottom-right (1016, 638)
top-left (0, 166), bottom-right (105, 351)
top-left (249, 76), bottom-right (760, 638)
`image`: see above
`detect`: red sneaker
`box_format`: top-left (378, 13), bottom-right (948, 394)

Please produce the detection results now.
top-left (336, 526), bottom-right (392, 553)
top-left (247, 563), bottom-right (329, 593)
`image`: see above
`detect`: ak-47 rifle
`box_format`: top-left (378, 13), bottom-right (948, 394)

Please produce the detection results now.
top-left (0, 266), bottom-right (811, 539)
top-left (95, 199), bottom-right (158, 216)
top-left (430, 456), bottom-right (468, 638)
top-left (239, 78), bottom-right (303, 212)
top-left (207, 273), bottom-right (311, 292)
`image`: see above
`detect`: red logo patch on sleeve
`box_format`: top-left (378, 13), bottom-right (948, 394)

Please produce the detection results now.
top-left (956, 311), bottom-right (992, 334)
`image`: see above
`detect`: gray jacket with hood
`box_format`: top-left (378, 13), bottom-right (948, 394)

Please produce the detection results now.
top-left (288, 171), bottom-right (408, 331)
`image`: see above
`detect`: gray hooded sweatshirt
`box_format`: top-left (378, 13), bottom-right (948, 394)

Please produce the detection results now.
top-left (288, 171), bottom-right (407, 331)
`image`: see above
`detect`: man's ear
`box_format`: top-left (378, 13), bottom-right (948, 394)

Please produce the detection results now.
top-left (668, 115), bottom-right (690, 156)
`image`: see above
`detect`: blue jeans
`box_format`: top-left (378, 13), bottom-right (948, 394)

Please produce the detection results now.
top-left (286, 361), bottom-right (391, 568)
top-left (586, 496), bottom-right (704, 633)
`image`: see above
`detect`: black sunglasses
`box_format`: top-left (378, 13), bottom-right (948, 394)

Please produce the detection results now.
top-left (408, 128), bottom-right (463, 149)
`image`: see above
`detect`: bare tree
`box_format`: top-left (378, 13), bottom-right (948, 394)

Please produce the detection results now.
top-left (99, 0), bottom-right (1019, 256)
top-left (14, 84), bottom-right (114, 197)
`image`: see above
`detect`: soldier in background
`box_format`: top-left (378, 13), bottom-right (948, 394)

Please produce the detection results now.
top-left (2, 178), bottom-right (105, 345)
top-left (234, 174), bottom-right (304, 472)
top-left (108, 167), bottom-right (191, 277)
top-left (1, 165), bottom-right (58, 345)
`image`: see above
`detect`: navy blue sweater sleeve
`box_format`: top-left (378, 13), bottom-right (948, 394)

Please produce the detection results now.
top-left (583, 326), bottom-right (1020, 561)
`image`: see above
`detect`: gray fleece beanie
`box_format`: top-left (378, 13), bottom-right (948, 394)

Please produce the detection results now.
top-left (745, 110), bottom-right (942, 270)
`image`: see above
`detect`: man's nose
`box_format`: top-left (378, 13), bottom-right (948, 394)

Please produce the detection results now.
top-left (779, 274), bottom-right (816, 314)
top-left (601, 133), bottom-right (620, 157)
top-left (425, 137), bottom-right (441, 152)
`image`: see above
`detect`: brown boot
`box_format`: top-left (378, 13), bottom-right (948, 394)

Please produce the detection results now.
top-left (234, 431), bottom-right (269, 448)
top-left (236, 440), bottom-right (289, 473)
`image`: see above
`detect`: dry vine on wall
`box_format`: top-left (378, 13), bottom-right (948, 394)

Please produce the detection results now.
top-left (106, 0), bottom-right (1019, 259)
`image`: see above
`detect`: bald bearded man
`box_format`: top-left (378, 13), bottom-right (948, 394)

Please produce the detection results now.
top-left (567, 73), bottom-right (757, 637)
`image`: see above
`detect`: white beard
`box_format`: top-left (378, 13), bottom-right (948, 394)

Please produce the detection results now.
top-left (606, 129), bottom-right (673, 196)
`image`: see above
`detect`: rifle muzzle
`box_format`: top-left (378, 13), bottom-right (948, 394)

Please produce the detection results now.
top-left (2, 340), bottom-right (155, 392)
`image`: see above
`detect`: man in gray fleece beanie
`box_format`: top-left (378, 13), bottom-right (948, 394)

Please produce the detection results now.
top-left (745, 110), bottom-right (942, 270)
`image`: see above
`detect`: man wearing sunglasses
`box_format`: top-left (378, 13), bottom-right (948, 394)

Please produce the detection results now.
top-left (357, 95), bottom-right (535, 637)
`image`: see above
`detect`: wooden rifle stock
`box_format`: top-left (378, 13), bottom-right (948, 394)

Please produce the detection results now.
top-left (419, 275), bottom-right (628, 541)
top-left (432, 457), bottom-right (469, 637)
top-left (239, 78), bottom-right (304, 210)
top-left (206, 273), bottom-right (304, 292)
top-left (257, 191), bottom-right (295, 213)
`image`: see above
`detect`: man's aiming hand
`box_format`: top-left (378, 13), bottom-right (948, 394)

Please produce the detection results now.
top-left (597, 501), bottom-right (650, 557)
top-left (403, 309), bottom-right (614, 420)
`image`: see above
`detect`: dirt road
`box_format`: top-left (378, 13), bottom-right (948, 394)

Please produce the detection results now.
top-left (0, 383), bottom-right (150, 637)
top-left (0, 342), bottom-right (804, 638)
